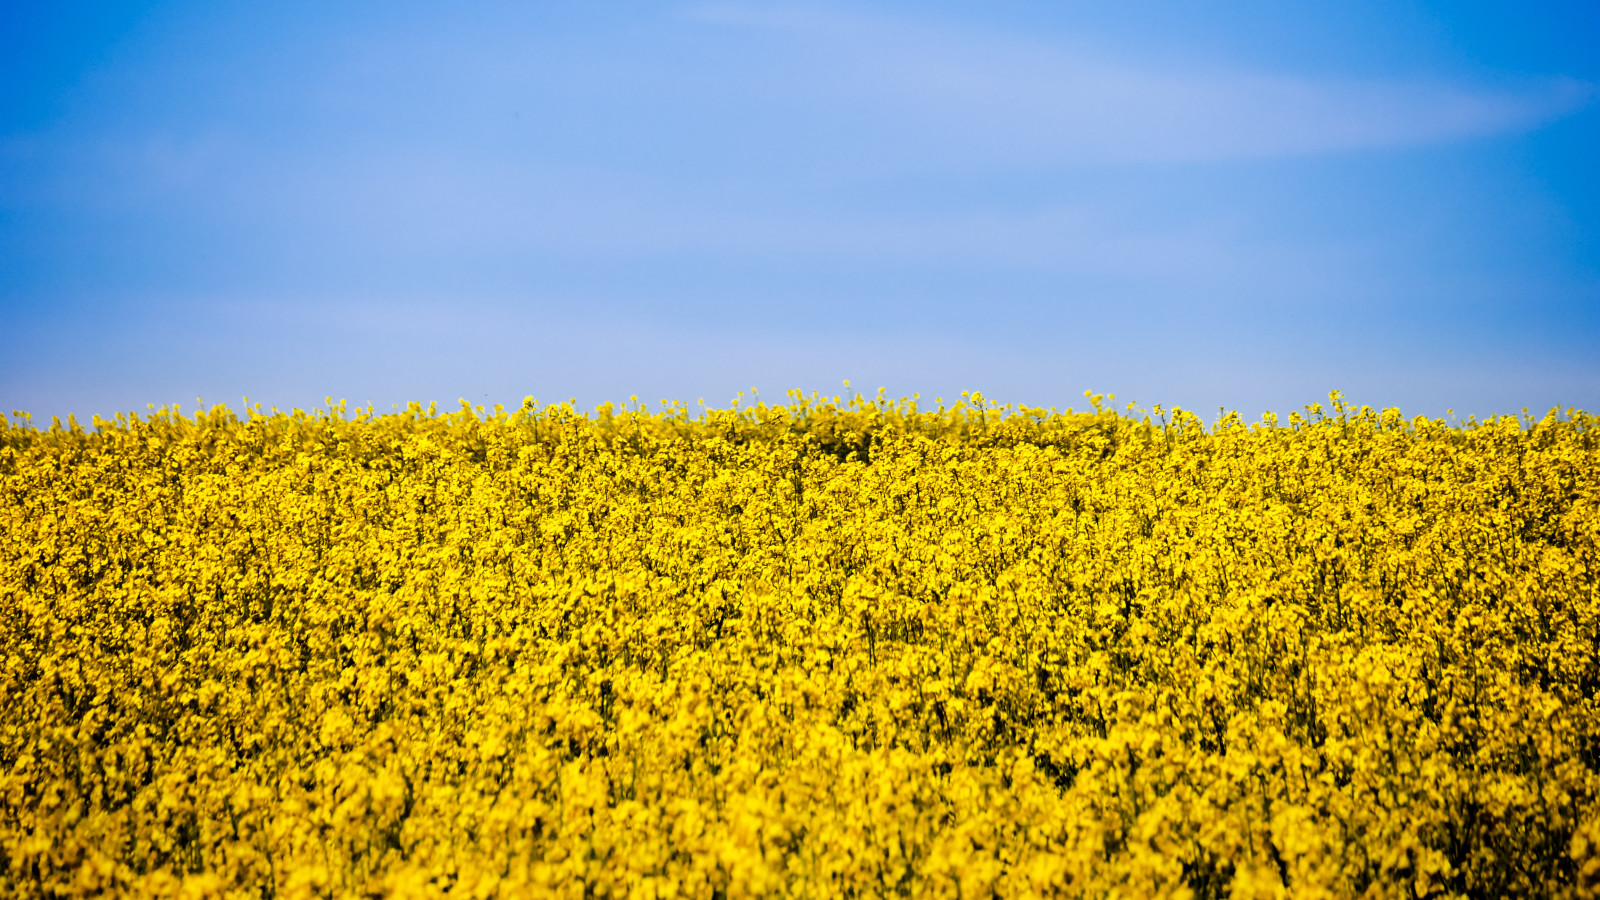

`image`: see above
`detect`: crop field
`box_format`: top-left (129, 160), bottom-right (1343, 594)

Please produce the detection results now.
top-left (2, 391), bottom-right (1598, 899)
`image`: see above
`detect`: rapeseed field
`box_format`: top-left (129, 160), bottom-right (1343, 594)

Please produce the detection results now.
top-left (2, 390), bottom-right (1597, 899)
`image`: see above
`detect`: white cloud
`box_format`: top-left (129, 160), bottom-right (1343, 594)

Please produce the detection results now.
top-left (689, 4), bottom-right (1596, 163)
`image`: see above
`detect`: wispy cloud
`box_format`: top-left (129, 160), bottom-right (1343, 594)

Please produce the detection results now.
top-left (690, 4), bottom-right (1597, 164)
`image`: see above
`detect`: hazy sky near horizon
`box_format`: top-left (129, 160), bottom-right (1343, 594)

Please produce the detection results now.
top-left (3, 0), bottom-right (1598, 419)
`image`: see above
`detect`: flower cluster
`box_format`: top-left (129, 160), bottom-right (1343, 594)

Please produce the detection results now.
top-left (2, 390), bottom-right (1597, 898)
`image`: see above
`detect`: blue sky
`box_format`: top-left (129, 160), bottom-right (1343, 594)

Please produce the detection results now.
top-left (3, 1), bottom-right (1597, 419)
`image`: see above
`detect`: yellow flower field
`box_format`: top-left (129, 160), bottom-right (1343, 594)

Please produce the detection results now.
top-left (2, 390), bottom-right (1597, 899)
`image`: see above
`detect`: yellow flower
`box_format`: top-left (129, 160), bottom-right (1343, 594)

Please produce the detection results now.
top-left (1, 394), bottom-right (1595, 898)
